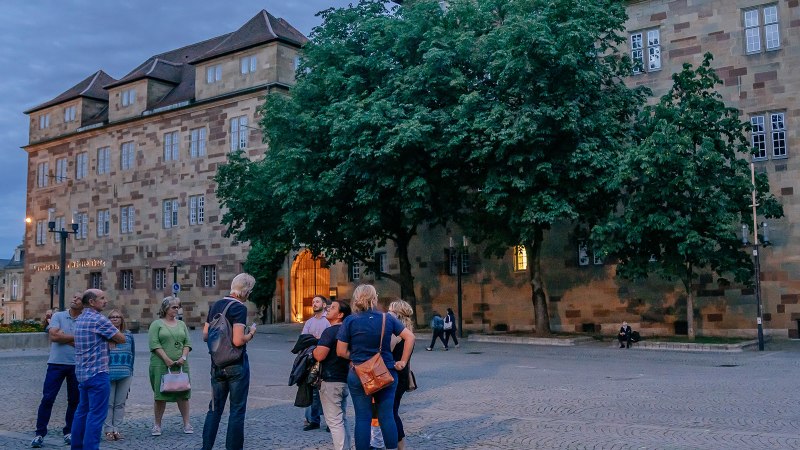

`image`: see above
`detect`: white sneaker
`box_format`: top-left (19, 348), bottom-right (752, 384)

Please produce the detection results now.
top-left (151, 425), bottom-right (162, 436)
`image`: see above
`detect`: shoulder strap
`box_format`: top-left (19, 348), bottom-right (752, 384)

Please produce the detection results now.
top-left (219, 298), bottom-right (237, 318)
top-left (378, 313), bottom-right (386, 351)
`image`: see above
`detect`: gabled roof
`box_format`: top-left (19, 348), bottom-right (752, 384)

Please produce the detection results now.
top-left (189, 10), bottom-right (308, 65)
top-left (25, 70), bottom-right (116, 114)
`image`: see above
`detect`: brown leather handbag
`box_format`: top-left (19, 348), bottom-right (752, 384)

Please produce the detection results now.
top-left (352, 313), bottom-right (395, 395)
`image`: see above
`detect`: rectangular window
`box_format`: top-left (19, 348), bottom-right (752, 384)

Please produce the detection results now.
top-left (229, 116), bottom-right (249, 151)
top-left (189, 127), bottom-right (207, 158)
top-left (96, 209), bottom-right (110, 237)
top-left (55, 158), bottom-right (67, 183)
top-left (752, 112), bottom-right (788, 159)
top-left (35, 220), bottom-right (46, 245)
top-left (376, 252), bottom-right (387, 273)
top-left (120, 205), bottom-right (135, 234)
top-left (163, 131), bottom-right (179, 161)
top-left (64, 106), bottom-right (76, 123)
top-left (53, 217), bottom-right (65, 242)
top-left (120, 141), bottom-right (135, 170)
top-left (449, 249), bottom-right (470, 275)
top-left (351, 261), bottom-right (361, 281)
top-left (97, 147), bottom-right (110, 174)
top-left (37, 162), bottom-right (49, 188)
top-left (578, 241), bottom-right (590, 266)
top-left (121, 88), bottom-right (136, 107)
top-left (206, 64), bottom-right (222, 84)
top-left (75, 212), bottom-right (88, 240)
top-left (153, 268), bottom-right (167, 291)
top-left (120, 270), bottom-right (134, 291)
top-left (202, 265), bottom-right (217, 287)
top-left (593, 249), bottom-right (604, 265)
top-left (90, 272), bottom-right (102, 289)
top-left (514, 245), bottom-right (527, 272)
top-left (39, 114), bottom-right (50, 129)
top-left (75, 152), bottom-right (88, 180)
top-left (631, 29), bottom-right (661, 74)
top-left (744, 5), bottom-right (780, 53)
top-left (163, 198), bottom-right (179, 228)
top-left (189, 195), bottom-right (205, 225)
top-left (240, 55), bottom-right (257, 74)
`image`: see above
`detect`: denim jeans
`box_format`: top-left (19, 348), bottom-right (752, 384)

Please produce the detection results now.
top-left (348, 368), bottom-right (398, 450)
top-left (70, 372), bottom-right (110, 450)
top-left (104, 376), bottom-right (133, 433)
top-left (202, 355), bottom-right (250, 450)
top-left (319, 381), bottom-right (351, 450)
top-left (305, 387), bottom-right (322, 425)
top-left (35, 363), bottom-right (79, 437)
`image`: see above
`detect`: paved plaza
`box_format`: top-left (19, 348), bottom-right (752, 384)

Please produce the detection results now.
top-left (1, 324), bottom-right (799, 449)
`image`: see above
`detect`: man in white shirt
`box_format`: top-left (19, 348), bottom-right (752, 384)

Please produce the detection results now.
top-left (301, 296), bottom-right (330, 431)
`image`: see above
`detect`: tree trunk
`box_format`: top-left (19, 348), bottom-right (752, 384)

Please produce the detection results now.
top-left (395, 233), bottom-right (419, 326)
top-left (683, 265), bottom-right (695, 340)
top-left (527, 226), bottom-right (551, 336)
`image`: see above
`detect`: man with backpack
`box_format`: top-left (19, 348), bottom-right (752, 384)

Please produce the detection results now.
top-left (426, 311), bottom-right (448, 351)
top-left (201, 273), bottom-right (257, 450)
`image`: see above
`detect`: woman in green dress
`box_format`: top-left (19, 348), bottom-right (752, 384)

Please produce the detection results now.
top-left (148, 296), bottom-right (193, 436)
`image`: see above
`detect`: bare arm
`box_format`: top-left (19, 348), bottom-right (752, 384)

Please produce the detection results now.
top-left (232, 323), bottom-right (255, 347)
top-left (48, 327), bottom-right (75, 345)
top-left (394, 329), bottom-right (415, 371)
top-left (336, 341), bottom-right (350, 360)
top-left (313, 345), bottom-right (331, 362)
top-left (202, 322), bottom-right (209, 342)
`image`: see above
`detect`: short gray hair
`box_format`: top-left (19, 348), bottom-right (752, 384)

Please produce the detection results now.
top-left (230, 273), bottom-right (256, 299)
top-left (158, 296), bottom-right (180, 318)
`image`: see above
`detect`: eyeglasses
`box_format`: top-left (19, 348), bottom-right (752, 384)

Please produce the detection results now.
top-left (170, 306), bottom-right (180, 309)
top-left (109, 316), bottom-right (123, 319)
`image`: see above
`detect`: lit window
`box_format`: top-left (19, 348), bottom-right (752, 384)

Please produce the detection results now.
top-left (744, 5), bottom-right (780, 54)
top-left (163, 131), bottom-right (179, 161)
top-left (631, 29), bottom-right (661, 74)
top-left (202, 265), bottom-right (217, 287)
top-left (190, 128), bottom-right (206, 158)
top-left (206, 64), bottom-right (222, 84)
top-left (97, 147), bottom-right (110, 175)
top-left (121, 88), bottom-right (136, 107)
top-left (163, 198), bottom-right (179, 228)
top-left (752, 112), bottom-right (787, 159)
top-left (120, 205), bottom-right (135, 234)
top-left (75, 152), bottom-right (88, 180)
top-left (513, 246), bottom-right (527, 271)
top-left (189, 195), bottom-right (205, 225)
top-left (120, 141), bottom-right (135, 170)
top-left (64, 106), bottom-right (76, 123)
top-left (230, 116), bottom-right (249, 151)
top-left (96, 209), bottom-right (110, 237)
top-left (240, 55), bottom-right (257, 74)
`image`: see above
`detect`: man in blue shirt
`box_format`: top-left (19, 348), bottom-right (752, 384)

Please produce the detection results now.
top-left (31, 292), bottom-right (84, 448)
top-left (70, 289), bottom-right (126, 450)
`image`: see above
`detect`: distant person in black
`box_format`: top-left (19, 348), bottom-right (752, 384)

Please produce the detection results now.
top-left (618, 321), bottom-right (632, 349)
top-left (314, 300), bottom-right (352, 450)
top-left (443, 307), bottom-right (459, 349)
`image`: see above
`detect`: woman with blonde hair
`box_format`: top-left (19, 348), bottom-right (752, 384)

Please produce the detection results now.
top-left (148, 296), bottom-right (192, 436)
top-left (104, 309), bottom-right (135, 441)
top-left (388, 299), bottom-right (415, 450)
top-left (337, 285), bottom-right (415, 450)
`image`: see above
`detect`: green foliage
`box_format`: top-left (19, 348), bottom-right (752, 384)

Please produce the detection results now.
top-left (593, 53), bottom-right (783, 290)
top-left (0, 320), bottom-right (45, 333)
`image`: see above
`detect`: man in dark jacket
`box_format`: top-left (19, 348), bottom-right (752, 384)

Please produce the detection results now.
top-left (618, 322), bottom-right (633, 349)
top-left (426, 312), bottom-right (448, 351)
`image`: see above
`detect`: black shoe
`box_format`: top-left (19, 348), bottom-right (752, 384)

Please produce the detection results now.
top-left (303, 423), bottom-right (320, 431)
top-left (619, 345), bottom-right (625, 348)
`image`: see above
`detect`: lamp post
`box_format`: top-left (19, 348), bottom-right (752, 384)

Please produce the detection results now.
top-left (742, 221), bottom-right (768, 352)
top-left (449, 236), bottom-right (468, 339)
top-left (48, 211), bottom-right (79, 311)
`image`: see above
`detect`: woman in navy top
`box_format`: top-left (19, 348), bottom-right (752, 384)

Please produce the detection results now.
top-left (337, 285), bottom-right (415, 450)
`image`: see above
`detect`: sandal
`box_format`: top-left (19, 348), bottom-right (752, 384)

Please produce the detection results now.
top-left (105, 432), bottom-right (116, 441)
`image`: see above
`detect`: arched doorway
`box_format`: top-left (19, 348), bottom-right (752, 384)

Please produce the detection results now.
top-left (290, 250), bottom-right (330, 323)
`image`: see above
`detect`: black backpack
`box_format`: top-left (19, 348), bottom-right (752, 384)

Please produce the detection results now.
top-left (207, 299), bottom-right (243, 367)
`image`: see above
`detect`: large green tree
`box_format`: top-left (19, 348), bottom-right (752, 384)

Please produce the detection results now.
top-left (592, 54), bottom-right (783, 339)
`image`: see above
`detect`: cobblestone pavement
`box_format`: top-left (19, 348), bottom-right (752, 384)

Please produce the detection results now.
top-left (2, 324), bottom-right (800, 449)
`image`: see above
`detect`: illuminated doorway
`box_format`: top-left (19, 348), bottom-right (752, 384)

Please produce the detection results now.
top-left (290, 249), bottom-right (330, 323)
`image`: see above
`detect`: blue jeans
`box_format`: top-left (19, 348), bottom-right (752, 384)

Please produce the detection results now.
top-left (348, 369), bottom-right (398, 450)
top-left (202, 355), bottom-right (250, 450)
top-left (305, 387), bottom-right (322, 425)
top-left (70, 372), bottom-right (110, 450)
top-left (35, 363), bottom-right (79, 437)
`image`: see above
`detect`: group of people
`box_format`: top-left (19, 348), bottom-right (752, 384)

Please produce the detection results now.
top-left (426, 308), bottom-right (459, 351)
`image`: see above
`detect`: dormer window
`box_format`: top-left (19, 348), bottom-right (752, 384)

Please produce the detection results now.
top-left (64, 106), bottom-right (76, 122)
top-left (206, 64), bottom-right (222, 84)
top-left (39, 114), bottom-right (50, 129)
top-left (240, 55), bottom-right (257, 74)
top-left (121, 88), bottom-right (136, 107)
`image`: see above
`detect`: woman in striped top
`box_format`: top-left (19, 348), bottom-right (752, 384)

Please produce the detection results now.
top-left (104, 309), bottom-right (135, 441)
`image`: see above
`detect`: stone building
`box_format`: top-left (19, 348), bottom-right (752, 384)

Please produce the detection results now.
top-left (0, 244), bottom-right (25, 324)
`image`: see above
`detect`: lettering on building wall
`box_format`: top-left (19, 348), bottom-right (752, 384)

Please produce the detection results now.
top-left (31, 259), bottom-right (107, 272)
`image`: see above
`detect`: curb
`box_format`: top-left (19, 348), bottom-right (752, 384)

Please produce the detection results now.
top-left (627, 337), bottom-right (765, 352)
top-left (468, 334), bottom-right (594, 346)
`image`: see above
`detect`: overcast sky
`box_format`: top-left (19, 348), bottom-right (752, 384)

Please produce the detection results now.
top-left (0, 0), bottom-right (353, 260)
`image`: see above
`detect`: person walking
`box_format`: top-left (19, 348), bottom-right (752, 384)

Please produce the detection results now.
top-left (388, 300), bottom-right (415, 450)
top-left (301, 295), bottom-right (330, 431)
top-left (70, 289), bottom-right (126, 450)
top-left (148, 296), bottom-right (192, 436)
top-left (202, 273), bottom-right (258, 450)
top-left (426, 312), bottom-right (447, 351)
top-left (104, 310), bottom-right (135, 441)
top-left (443, 307), bottom-right (459, 349)
top-left (314, 300), bottom-right (352, 450)
top-left (31, 292), bottom-right (84, 448)
top-left (336, 284), bottom-right (415, 450)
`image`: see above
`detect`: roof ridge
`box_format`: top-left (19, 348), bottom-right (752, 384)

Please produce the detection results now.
top-left (153, 32), bottom-right (233, 59)
top-left (145, 59), bottom-right (160, 76)
top-left (262, 10), bottom-right (277, 39)
top-left (78, 71), bottom-right (103, 96)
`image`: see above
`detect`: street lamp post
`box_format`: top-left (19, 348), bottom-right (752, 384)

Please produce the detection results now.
top-left (48, 213), bottom-right (79, 311)
top-left (742, 222), bottom-right (768, 352)
top-left (449, 236), bottom-right (468, 339)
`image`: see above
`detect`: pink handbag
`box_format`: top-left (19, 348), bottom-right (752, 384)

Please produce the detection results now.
top-left (160, 367), bottom-right (191, 393)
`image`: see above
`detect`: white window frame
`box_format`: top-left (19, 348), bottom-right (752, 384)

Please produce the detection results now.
top-left (53, 216), bottom-right (65, 242)
top-left (97, 147), bottom-right (110, 175)
top-left (153, 268), bottom-right (167, 291)
top-left (10, 276), bottom-right (18, 300)
top-left (121, 88), bottom-right (136, 107)
top-left (163, 131), bottom-right (179, 161)
top-left (120, 205), bottom-right (135, 234)
top-left (230, 116), bottom-right (249, 151)
top-left (76, 152), bottom-right (88, 180)
top-left (202, 265), bottom-right (217, 287)
top-left (744, 5), bottom-right (780, 54)
top-left (189, 195), bottom-right (205, 225)
top-left (752, 112), bottom-right (787, 160)
top-left (75, 212), bottom-right (88, 240)
top-left (120, 270), bottom-right (134, 291)
top-left (37, 162), bottom-right (49, 188)
top-left (35, 220), bottom-right (46, 245)
top-left (240, 55), bottom-right (257, 74)
top-left (96, 209), bottom-right (110, 237)
top-left (90, 272), bottom-right (102, 289)
top-left (64, 106), bottom-right (76, 123)
top-left (55, 158), bottom-right (67, 183)
top-left (513, 245), bottom-right (528, 272)
top-left (120, 141), bottom-right (135, 170)
top-left (163, 198), bottom-right (179, 229)
top-left (189, 127), bottom-right (207, 158)
top-left (578, 241), bottom-right (590, 266)
top-left (39, 114), bottom-right (50, 129)
top-left (351, 261), bottom-right (361, 281)
top-left (206, 64), bottom-right (222, 84)
top-left (631, 29), bottom-right (661, 74)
